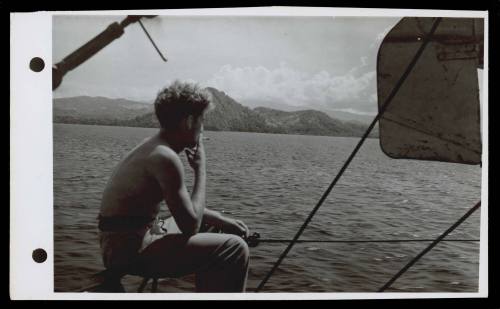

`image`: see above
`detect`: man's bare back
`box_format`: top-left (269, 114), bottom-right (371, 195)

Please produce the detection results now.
top-left (100, 134), bottom-right (171, 219)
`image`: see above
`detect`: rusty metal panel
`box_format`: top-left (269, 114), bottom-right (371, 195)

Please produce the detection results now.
top-left (377, 17), bottom-right (483, 165)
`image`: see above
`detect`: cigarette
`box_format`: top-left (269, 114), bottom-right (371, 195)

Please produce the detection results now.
top-left (193, 142), bottom-right (199, 156)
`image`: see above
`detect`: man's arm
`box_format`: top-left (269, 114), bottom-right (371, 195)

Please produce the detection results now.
top-left (147, 145), bottom-right (205, 235)
top-left (202, 208), bottom-right (250, 238)
top-left (203, 208), bottom-right (223, 226)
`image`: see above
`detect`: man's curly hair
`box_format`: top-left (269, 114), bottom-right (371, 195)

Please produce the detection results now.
top-left (154, 80), bottom-right (213, 130)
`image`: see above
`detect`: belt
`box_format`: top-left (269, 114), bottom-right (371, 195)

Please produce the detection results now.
top-left (98, 214), bottom-right (155, 232)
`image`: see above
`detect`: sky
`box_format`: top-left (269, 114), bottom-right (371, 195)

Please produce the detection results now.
top-left (53, 15), bottom-right (403, 115)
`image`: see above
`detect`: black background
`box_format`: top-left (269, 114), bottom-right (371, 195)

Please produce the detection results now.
top-left (6, 1), bottom-right (499, 307)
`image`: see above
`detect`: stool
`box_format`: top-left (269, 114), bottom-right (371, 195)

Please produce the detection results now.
top-left (79, 271), bottom-right (160, 293)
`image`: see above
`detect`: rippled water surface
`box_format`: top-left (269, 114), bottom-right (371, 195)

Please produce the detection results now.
top-left (54, 124), bottom-right (482, 293)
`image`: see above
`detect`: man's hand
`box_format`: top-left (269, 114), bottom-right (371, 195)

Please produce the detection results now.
top-left (185, 139), bottom-right (205, 171)
top-left (220, 217), bottom-right (250, 239)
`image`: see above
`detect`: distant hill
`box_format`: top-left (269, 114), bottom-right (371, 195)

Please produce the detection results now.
top-left (253, 107), bottom-right (374, 137)
top-left (53, 89), bottom-right (377, 138)
top-left (318, 108), bottom-right (376, 124)
top-left (53, 96), bottom-right (152, 125)
top-left (242, 98), bottom-right (376, 124)
top-left (203, 88), bottom-right (270, 132)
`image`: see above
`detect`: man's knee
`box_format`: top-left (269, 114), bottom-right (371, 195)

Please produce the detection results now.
top-left (224, 234), bottom-right (250, 263)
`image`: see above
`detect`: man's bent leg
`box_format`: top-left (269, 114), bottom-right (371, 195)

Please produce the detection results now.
top-left (194, 234), bottom-right (249, 292)
top-left (138, 233), bottom-right (249, 292)
top-left (98, 230), bottom-right (145, 292)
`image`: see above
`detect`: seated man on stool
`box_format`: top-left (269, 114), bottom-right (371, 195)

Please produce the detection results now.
top-left (97, 80), bottom-right (250, 292)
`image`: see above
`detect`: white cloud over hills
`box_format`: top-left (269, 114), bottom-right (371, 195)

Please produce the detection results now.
top-left (204, 60), bottom-right (378, 114)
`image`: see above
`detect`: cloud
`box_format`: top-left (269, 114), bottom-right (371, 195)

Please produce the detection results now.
top-left (204, 61), bottom-right (377, 112)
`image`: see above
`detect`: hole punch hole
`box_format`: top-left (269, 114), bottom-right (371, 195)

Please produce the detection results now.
top-left (29, 57), bottom-right (45, 72)
top-left (32, 248), bottom-right (47, 263)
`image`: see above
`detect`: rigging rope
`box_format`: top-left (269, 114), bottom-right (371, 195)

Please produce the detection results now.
top-left (138, 19), bottom-right (168, 62)
top-left (255, 238), bottom-right (479, 244)
top-left (378, 201), bottom-right (481, 292)
top-left (255, 17), bottom-right (443, 292)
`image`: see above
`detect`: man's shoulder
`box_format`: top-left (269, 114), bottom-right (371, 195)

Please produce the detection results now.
top-left (150, 144), bottom-right (177, 157)
top-left (147, 144), bottom-right (182, 170)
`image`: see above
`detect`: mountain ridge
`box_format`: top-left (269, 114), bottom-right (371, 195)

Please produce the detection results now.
top-left (53, 88), bottom-right (378, 138)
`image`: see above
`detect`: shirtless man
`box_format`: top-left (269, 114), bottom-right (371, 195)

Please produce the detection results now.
top-left (97, 81), bottom-right (250, 292)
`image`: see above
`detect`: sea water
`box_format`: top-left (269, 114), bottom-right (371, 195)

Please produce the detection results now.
top-left (53, 123), bottom-right (482, 292)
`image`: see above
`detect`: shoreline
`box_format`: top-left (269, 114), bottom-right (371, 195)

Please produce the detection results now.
top-left (53, 121), bottom-right (380, 140)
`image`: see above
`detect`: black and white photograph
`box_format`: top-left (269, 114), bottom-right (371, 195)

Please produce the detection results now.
top-left (10, 7), bottom-right (489, 299)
